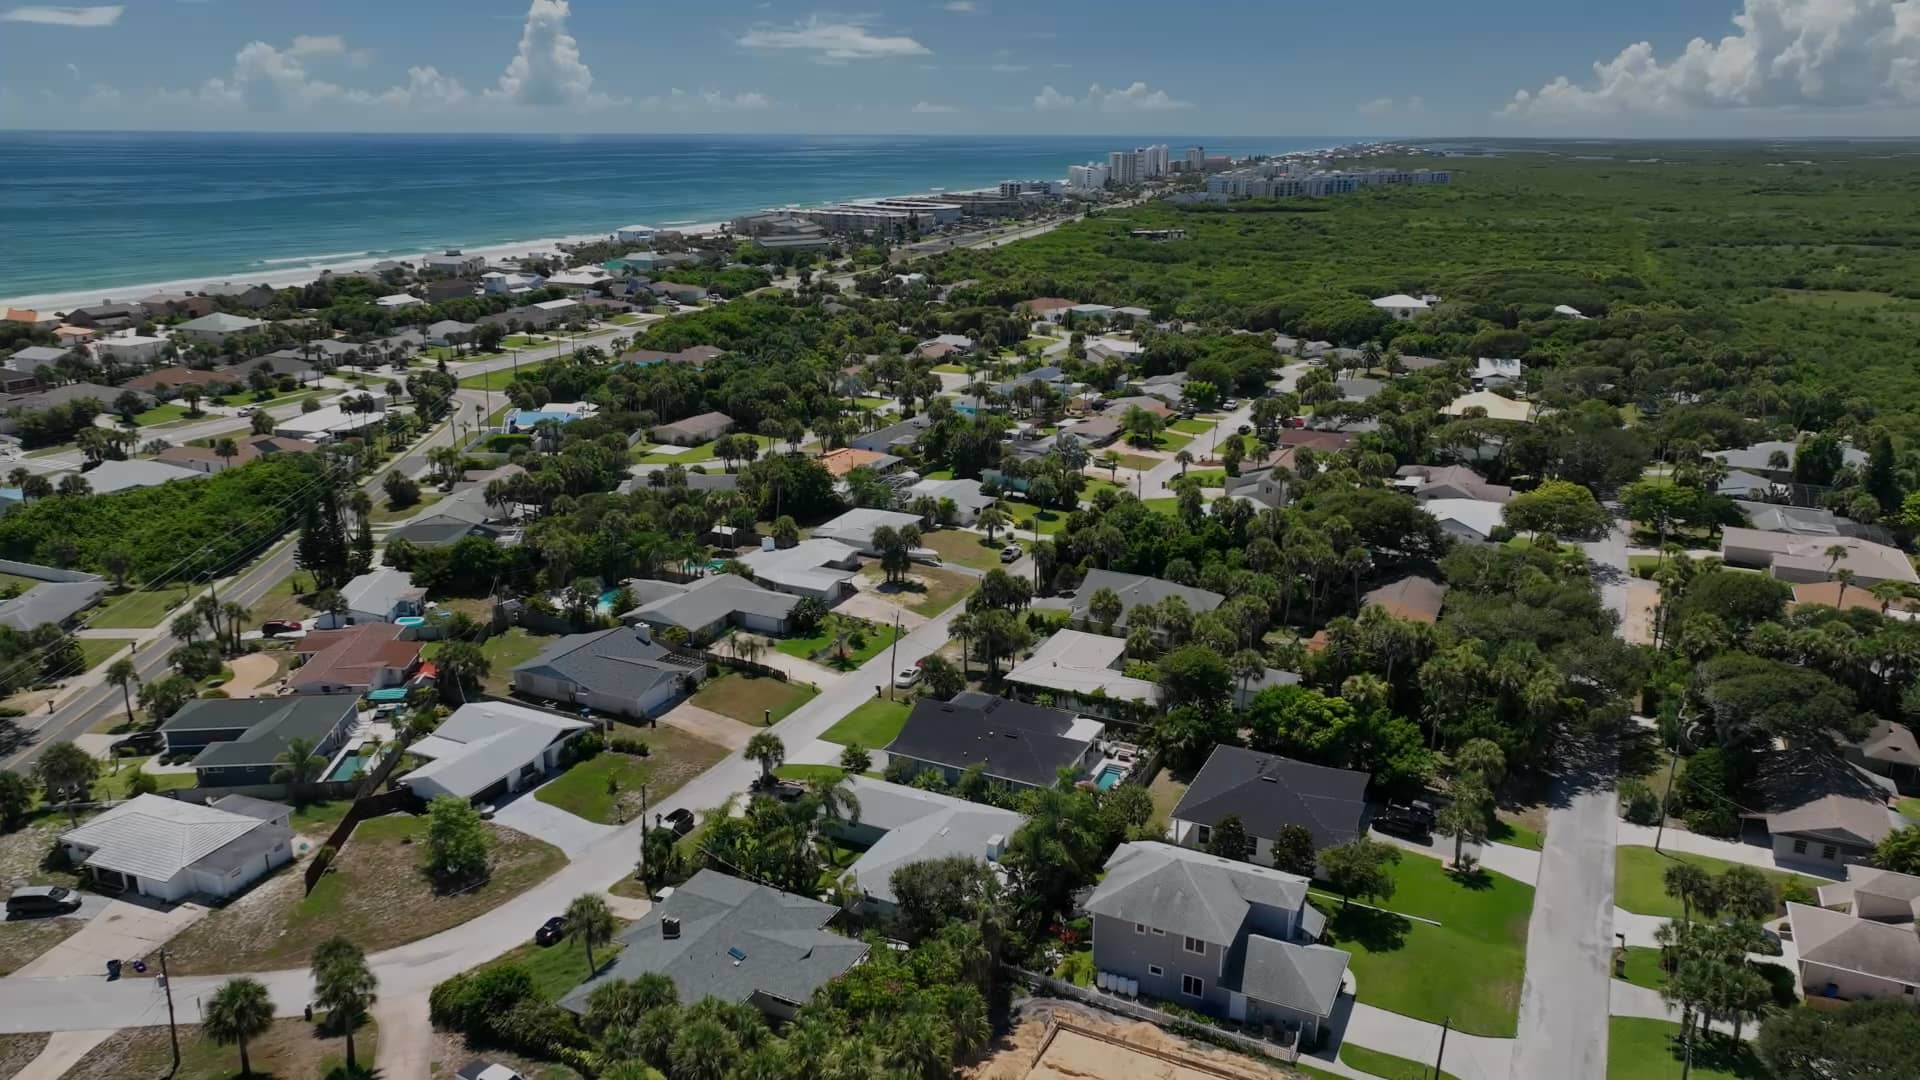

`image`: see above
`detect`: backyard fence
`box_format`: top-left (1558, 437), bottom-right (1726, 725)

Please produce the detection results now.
top-left (1007, 968), bottom-right (1299, 1065)
top-left (302, 787), bottom-right (420, 894)
top-left (1029, 1017), bottom-right (1265, 1080)
top-left (671, 644), bottom-right (789, 683)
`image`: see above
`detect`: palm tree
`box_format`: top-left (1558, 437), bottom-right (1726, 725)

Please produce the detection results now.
top-left (106, 658), bottom-right (138, 728)
top-left (976, 505), bottom-right (1009, 543)
top-left (434, 641), bottom-right (490, 704)
top-left (745, 731), bottom-right (786, 784)
top-left (204, 976), bottom-right (274, 1077)
top-left (272, 737), bottom-right (326, 803)
top-left (1175, 449), bottom-right (1193, 476)
top-left (1824, 543), bottom-right (1849, 580)
top-left (1835, 567), bottom-right (1857, 608)
top-left (1663, 862), bottom-right (1714, 925)
top-left (310, 936), bottom-right (376, 1071)
top-left (565, 893), bottom-right (617, 976)
top-left (1230, 648), bottom-right (1266, 702)
top-left (213, 436), bottom-right (240, 471)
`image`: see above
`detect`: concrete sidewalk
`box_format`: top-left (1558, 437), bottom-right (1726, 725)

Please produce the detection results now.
top-left (1370, 828), bottom-right (1542, 886)
top-left (1615, 821), bottom-right (1844, 879)
top-left (1318, 997), bottom-right (1514, 1080)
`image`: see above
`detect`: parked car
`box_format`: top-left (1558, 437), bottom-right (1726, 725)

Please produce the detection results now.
top-left (260, 620), bottom-right (302, 636)
top-left (6, 885), bottom-right (81, 919)
top-left (110, 730), bottom-right (163, 755)
top-left (1223, 398), bottom-right (1241, 410)
top-left (1237, 424), bottom-right (1252, 435)
top-left (1373, 800), bottom-right (1436, 839)
top-left (664, 808), bottom-right (696, 836)
top-left (534, 916), bottom-right (567, 946)
top-left (999, 544), bottom-right (1021, 563)
top-left (456, 1062), bottom-right (526, 1080)
top-left (894, 667), bottom-right (922, 689)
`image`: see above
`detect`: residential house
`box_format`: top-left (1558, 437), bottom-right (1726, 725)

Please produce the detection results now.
top-left (59, 794), bottom-right (295, 902)
top-left (1471, 357), bottom-right (1523, 389)
top-left (827, 777), bottom-right (1026, 915)
top-left (884, 691), bottom-right (1105, 791)
top-left (905, 477), bottom-right (997, 525)
top-left (651, 411), bottom-right (733, 446)
top-left (199, 282), bottom-right (278, 309)
top-left (1084, 842), bottom-right (1350, 1045)
top-left (1734, 500), bottom-right (1893, 545)
top-left (1720, 529), bottom-right (1918, 586)
top-left (508, 401), bottom-right (599, 432)
top-left (290, 622), bottom-right (423, 695)
top-left (818, 447), bottom-right (902, 478)
top-left (93, 334), bottom-right (169, 366)
top-left (123, 366), bottom-right (240, 396)
top-left (811, 507), bottom-right (927, 556)
top-left (1816, 865), bottom-right (1920, 921)
top-left (137, 293), bottom-right (216, 318)
top-left (386, 488), bottom-right (507, 549)
top-left (3, 308), bottom-right (60, 330)
top-left (1424, 498), bottom-right (1507, 544)
top-left (1785, 900), bottom-right (1920, 1003)
top-left (64, 301), bottom-right (145, 330)
top-left (1087, 338), bottom-right (1145, 365)
top-left (1715, 440), bottom-right (1869, 483)
top-left (1334, 377), bottom-right (1385, 402)
top-left (994, 366), bottom-right (1068, 398)
top-left (1004, 629), bottom-right (1162, 719)
top-left (426, 320), bottom-right (478, 347)
top-left (1370, 293), bottom-right (1433, 321)
top-left (52, 326), bottom-right (96, 347)
top-left (621, 346), bottom-right (725, 368)
top-left (76, 459), bottom-right (204, 495)
top-left (1363, 576), bottom-right (1449, 623)
top-left (422, 251), bottom-right (486, 278)
top-left (1441, 390), bottom-right (1536, 423)
top-left (403, 701), bottom-right (594, 803)
top-left (1746, 752), bottom-right (1899, 869)
top-left (0, 562), bottom-right (105, 632)
top-left (1717, 471), bottom-right (1776, 500)
top-left (160, 695), bottom-right (360, 787)
top-left (1069, 569), bottom-right (1224, 633)
top-left (1792, 580), bottom-right (1886, 614)
top-left (559, 870), bottom-right (869, 1023)
top-left (1844, 720), bottom-right (1920, 791)
top-left (0, 368), bottom-right (39, 394)
top-left (735, 538), bottom-right (863, 601)
top-left (851, 415), bottom-right (931, 455)
top-left (1021, 297), bottom-right (1078, 321)
top-left (651, 281), bottom-right (710, 305)
top-left (1104, 395), bottom-right (1173, 419)
top-left (4, 345), bottom-right (69, 373)
top-left (511, 624), bottom-right (703, 719)
top-left (154, 442), bottom-right (261, 474)
top-left (1277, 428), bottom-right (1358, 451)
top-left (1223, 465), bottom-right (1293, 510)
top-left (322, 567), bottom-right (426, 626)
top-left (1168, 747), bottom-right (1371, 866)
top-left (624, 574), bottom-right (800, 644)
top-left (1394, 355), bottom-right (1448, 373)
top-left (1057, 414), bottom-right (1125, 448)
top-left (272, 404), bottom-right (383, 445)
top-left (174, 312), bottom-right (267, 345)
top-left (1396, 465), bottom-right (1514, 504)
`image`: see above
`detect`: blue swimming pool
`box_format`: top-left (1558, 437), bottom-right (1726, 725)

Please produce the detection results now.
top-left (326, 753), bottom-right (366, 783)
top-left (1095, 765), bottom-right (1126, 791)
top-left (596, 589), bottom-right (622, 614)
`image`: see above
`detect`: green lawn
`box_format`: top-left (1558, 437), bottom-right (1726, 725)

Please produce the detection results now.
top-left (1003, 499), bottom-right (1068, 535)
top-left (1113, 453), bottom-right (1160, 471)
top-left (91, 758), bottom-right (194, 801)
top-left (0, 571), bottom-right (39, 593)
top-left (1614, 845), bottom-right (1827, 919)
top-left (1170, 418), bottom-right (1214, 435)
top-left (930, 363), bottom-right (968, 374)
top-left (775, 764), bottom-right (851, 784)
top-left (919, 528), bottom-right (1009, 571)
top-left (1897, 796), bottom-right (1920, 820)
top-left (855, 396), bottom-right (891, 410)
top-left (129, 403), bottom-right (198, 427)
top-left (820, 696), bottom-right (910, 749)
top-left (478, 928), bottom-right (628, 1003)
top-left (1151, 429), bottom-right (1193, 452)
top-left (1340, 1044), bottom-right (1460, 1080)
top-left (690, 672), bottom-right (817, 726)
top-left (1142, 497), bottom-right (1181, 516)
top-left (534, 753), bottom-right (655, 824)
top-left (1176, 469), bottom-right (1227, 487)
top-left (500, 334), bottom-right (544, 347)
top-left (424, 627), bottom-right (555, 696)
top-left (775, 616), bottom-right (901, 668)
top-left (247, 570), bottom-right (319, 626)
top-left (88, 585), bottom-right (194, 629)
top-left (638, 433), bottom-right (779, 465)
top-left (288, 800), bottom-right (356, 833)
top-left (1607, 1018), bottom-right (1767, 1080)
top-left (1489, 816), bottom-right (1545, 851)
top-left (368, 490), bottom-right (442, 524)
top-left (73, 638), bottom-right (135, 674)
top-left (1616, 945), bottom-right (1669, 990)
top-left (1319, 851), bottom-right (1534, 1037)
top-left (457, 367), bottom-right (524, 391)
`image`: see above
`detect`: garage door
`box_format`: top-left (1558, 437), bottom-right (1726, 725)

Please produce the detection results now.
top-left (472, 777), bottom-right (509, 804)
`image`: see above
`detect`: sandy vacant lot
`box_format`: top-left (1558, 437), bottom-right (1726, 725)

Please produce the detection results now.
top-left (969, 1002), bottom-right (1309, 1080)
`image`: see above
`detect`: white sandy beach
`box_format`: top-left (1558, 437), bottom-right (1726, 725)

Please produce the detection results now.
top-left (0, 220), bottom-right (731, 313)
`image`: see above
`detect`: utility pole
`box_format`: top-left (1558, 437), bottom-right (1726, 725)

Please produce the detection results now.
top-left (159, 948), bottom-right (180, 1078)
top-left (886, 613), bottom-right (902, 701)
top-left (1655, 706), bottom-right (1687, 853)
top-left (635, 784), bottom-right (649, 887)
top-left (1431, 1016), bottom-right (1450, 1080)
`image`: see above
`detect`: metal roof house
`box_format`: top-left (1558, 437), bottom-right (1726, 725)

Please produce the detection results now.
top-left (60, 794), bottom-right (295, 902)
top-left (510, 625), bottom-right (703, 720)
top-left (404, 701), bottom-right (594, 804)
top-left (560, 869), bottom-right (867, 1022)
top-left (1084, 842), bottom-right (1349, 1046)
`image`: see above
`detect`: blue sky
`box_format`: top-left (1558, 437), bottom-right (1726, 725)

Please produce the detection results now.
top-left (2, 0), bottom-right (1917, 134)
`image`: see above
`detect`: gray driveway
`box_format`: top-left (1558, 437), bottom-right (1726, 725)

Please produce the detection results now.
top-left (491, 788), bottom-right (618, 856)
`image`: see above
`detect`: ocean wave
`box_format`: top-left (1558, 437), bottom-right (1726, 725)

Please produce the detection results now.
top-left (255, 250), bottom-right (376, 267)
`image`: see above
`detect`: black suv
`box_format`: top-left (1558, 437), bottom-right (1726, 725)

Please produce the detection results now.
top-left (1373, 801), bottom-right (1436, 839)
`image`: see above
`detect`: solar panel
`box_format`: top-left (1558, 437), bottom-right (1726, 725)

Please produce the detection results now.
top-left (727, 946), bottom-right (747, 962)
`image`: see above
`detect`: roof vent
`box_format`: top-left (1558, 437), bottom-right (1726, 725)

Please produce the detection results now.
top-left (727, 946), bottom-right (748, 966)
top-left (1259, 775), bottom-right (1278, 783)
top-left (661, 916), bottom-right (681, 940)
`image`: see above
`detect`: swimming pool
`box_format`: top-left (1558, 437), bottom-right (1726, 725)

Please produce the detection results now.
top-left (1095, 764), bottom-right (1126, 791)
top-left (596, 589), bottom-right (622, 614)
top-left (326, 753), bottom-right (366, 783)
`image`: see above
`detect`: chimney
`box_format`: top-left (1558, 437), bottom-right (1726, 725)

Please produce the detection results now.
top-left (661, 916), bottom-right (681, 940)
top-left (632, 623), bottom-right (652, 646)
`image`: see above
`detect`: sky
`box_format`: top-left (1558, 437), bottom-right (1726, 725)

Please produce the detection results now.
top-left (1, 0), bottom-right (1918, 136)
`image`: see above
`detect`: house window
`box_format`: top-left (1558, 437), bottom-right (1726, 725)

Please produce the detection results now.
top-left (1148, 964), bottom-right (1164, 977)
top-left (1821, 845), bottom-right (1838, 861)
top-left (1792, 839), bottom-right (1808, 855)
top-left (1134, 923), bottom-right (1146, 935)
top-left (1183, 936), bottom-right (1206, 956)
top-left (1150, 928), bottom-right (1165, 936)
top-left (1196, 824), bottom-right (1212, 846)
top-left (1182, 975), bottom-right (1204, 998)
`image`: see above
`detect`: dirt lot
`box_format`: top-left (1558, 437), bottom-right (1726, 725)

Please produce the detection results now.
top-left (0, 818), bottom-right (83, 889)
top-left (159, 814), bottom-right (565, 975)
top-left (0, 914), bottom-right (85, 975)
top-left (0, 1032), bottom-right (49, 1076)
top-left (63, 1018), bottom-right (374, 1080)
top-left (969, 1001), bottom-right (1311, 1080)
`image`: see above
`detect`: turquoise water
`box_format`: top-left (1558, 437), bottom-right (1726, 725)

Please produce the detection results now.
top-left (326, 753), bottom-right (366, 783)
top-left (0, 132), bottom-right (1333, 301)
top-left (596, 589), bottom-right (622, 614)
top-left (1095, 764), bottom-right (1126, 791)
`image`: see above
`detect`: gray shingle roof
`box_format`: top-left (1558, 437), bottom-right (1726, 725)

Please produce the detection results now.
top-left (1070, 569), bottom-right (1224, 630)
top-left (1228, 937), bottom-right (1349, 1018)
top-left (627, 574), bottom-right (798, 631)
top-left (1086, 842), bottom-right (1312, 946)
top-left (1171, 746), bottom-right (1370, 850)
top-left (884, 692), bottom-right (1097, 788)
top-left (162, 696), bottom-right (358, 770)
top-left (838, 778), bottom-right (1025, 905)
top-left (0, 578), bottom-right (104, 631)
top-left (512, 626), bottom-right (698, 699)
top-left (559, 870), bottom-right (866, 1014)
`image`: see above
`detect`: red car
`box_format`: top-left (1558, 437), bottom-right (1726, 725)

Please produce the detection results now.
top-left (260, 620), bottom-right (302, 636)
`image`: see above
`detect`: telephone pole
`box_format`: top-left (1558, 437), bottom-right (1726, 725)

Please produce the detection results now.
top-left (159, 948), bottom-right (180, 1077)
top-left (635, 784), bottom-right (649, 887)
top-left (886, 613), bottom-right (902, 701)
top-left (1431, 1016), bottom-right (1449, 1080)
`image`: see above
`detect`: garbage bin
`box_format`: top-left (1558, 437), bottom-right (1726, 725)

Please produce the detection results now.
top-left (106, 959), bottom-right (122, 981)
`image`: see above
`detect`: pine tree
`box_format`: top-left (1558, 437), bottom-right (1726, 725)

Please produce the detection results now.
top-left (350, 513), bottom-right (374, 577)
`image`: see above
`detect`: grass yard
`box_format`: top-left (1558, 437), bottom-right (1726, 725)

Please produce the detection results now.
top-left (90, 757), bottom-right (193, 800)
top-left (1003, 499), bottom-right (1068, 535)
top-left (930, 363), bottom-right (968, 374)
top-left (690, 671), bottom-right (817, 726)
top-left (0, 570), bottom-right (40, 593)
top-left (130, 402), bottom-right (197, 427)
top-left (1145, 767), bottom-right (1191, 835)
top-left (1616, 945), bottom-right (1669, 989)
top-left (776, 764), bottom-right (851, 784)
top-left (63, 1018), bottom-right (376, 1080)
top-left (246, 571), bottom-right (321, 625)
top-left (855, 396), bottom-right (891, 410)
top-left (457, 366), bottom-right (523, 391)
top-left (820, 695), bottom-right (910, 748)
top-left (368, 490), bottom-right (442, 523)
top-left (1319, 851), bottom-right (1533, 1037)
top-left (535, 752), bottom-right (656, 824)
top-left (0, 915), bottom-right (84, 975)
top-left (290, 799), bottom-right (357, 834)
top-left (1607, 1018), bottom-right (1767, 1080)
top-left (1614, 846), bottom-right (1827, 919)
top-left (1142, 497), bottom-right (1181, 516)
top-left (859, 563), bottom-right (976, 616)
top-left (74, 637), bottom-right (135, 673)
top-left (1151, 429), bottom-right (1193, 452)
top-left (776, 615), bottom-right (902, 668)
top-left (1111, 453), bottom-right (1160, 471)
top-left (1340, 1044), bottom-right (1460, 1080)
top-left (88, 584), bottom-right (194, 629)
top-left (0, 1035), bottom-right (48, 1079)
top-left (1489, 815), bottom-right (1545, 851)
top-left (637, 433), bottom-right (778, 465)
top-left (1170, 418), bottom-right (1214, 435)
top-left (920, 528), bottom-right (1010, 570)
top-left (160, 813), bottom-right (566, 974)
top-left (476, 929), bottom-right (628, 1003)
top-left (1176, 469), bottom-right (1227, 487)
top-left (500, 334), bottom-right (544, 347)
top-left (425, 627), bottom-right (554, 696)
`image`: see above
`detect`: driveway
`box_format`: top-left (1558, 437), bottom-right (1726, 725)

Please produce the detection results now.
top-left (837, 586), bottom-right (931, 631)
top-left (14, 898), bottom-right (206, 978)
top-left (489, 790), bottom-right (616, 858)
top-left (1314, 996), bottom-right (1513, 1080)
top-left (1615, 820), bottom-right (1843, 879)
top-left (1370, 827), bottom-right (1541, 886)
top-left (657, 702), bottom-right (757, 751)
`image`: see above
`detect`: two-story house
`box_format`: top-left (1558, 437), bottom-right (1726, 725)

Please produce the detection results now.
top-left (1168, 747), bottom-right (1371, 872)
top-left (1084, 842), bottom-right (1351, 1045)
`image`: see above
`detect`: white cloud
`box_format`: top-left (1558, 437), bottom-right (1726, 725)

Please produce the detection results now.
top-left (491, 0), bottom-right (607, 106)
top-left (912, 101), bottom-right (959, 112)
top-left (379, 66), bottom-right (470, 109)
top-left (1504, 0), bottom-right (1920, 116)
top-left (944, 0), bottom-right (977, 11)
top-left (288, 34), bottom-right (345, 57)
top-left (1034, 81), bottom-right (1191, 112)
top-left (179, 39), bottom-right (469, 112)
top-left (1, 5), bottom-right (122, 26)
top-left (738, 17), bottom-right (930, 63)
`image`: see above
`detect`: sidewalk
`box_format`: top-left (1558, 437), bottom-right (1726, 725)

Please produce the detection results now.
top-left (1370, 828), bottom-right (1542, 886)
top-left (1616, 821), bottom-right (1843, 879)
top-left (1318, 998), bottom-right (1514, 1080)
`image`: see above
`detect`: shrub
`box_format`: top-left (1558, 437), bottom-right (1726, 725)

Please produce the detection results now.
top-left (705, 660), bottom-right (720, 678)
top-left (1685, 805), bottom-right (1741, 837)
top-left (609, 736), bottom-right (650, 757)
top-left (429, 965), bottom-right (536, 1037)
top-left (564, 731), bottom-right (605, 764)
top-left (496, 998), bottom-right (588, 1056)
top-left (1618, 779), bottom-right (1661, 825)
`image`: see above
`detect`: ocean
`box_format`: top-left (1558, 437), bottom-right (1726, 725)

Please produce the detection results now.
top-left (0, 132), bottom-right (1337, 307)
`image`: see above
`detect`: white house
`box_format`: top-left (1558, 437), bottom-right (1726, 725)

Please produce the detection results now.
top-left (1472, 357), bottom-right (1523, 389)
top-left (1370, 294), bottom-right (1433, 321)
top-left (615, 225), bottom-right (657, 245)
top-left (375, 293), bottom-right (425, 309)
top-left (321, 567), bottom-right (425, 627)
top-left (60, 794), bottom-right (294, 902)
top-left (174, 312), bottom-right (266, 345)
top-left (1425, 498), bottom-right (1507, 544)
top-left (93, 334), bottom-right (169, 365)
top-left (403, 701), bottom-right (594, 803)
top-left (530, 297), bottom-right (581, 325)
